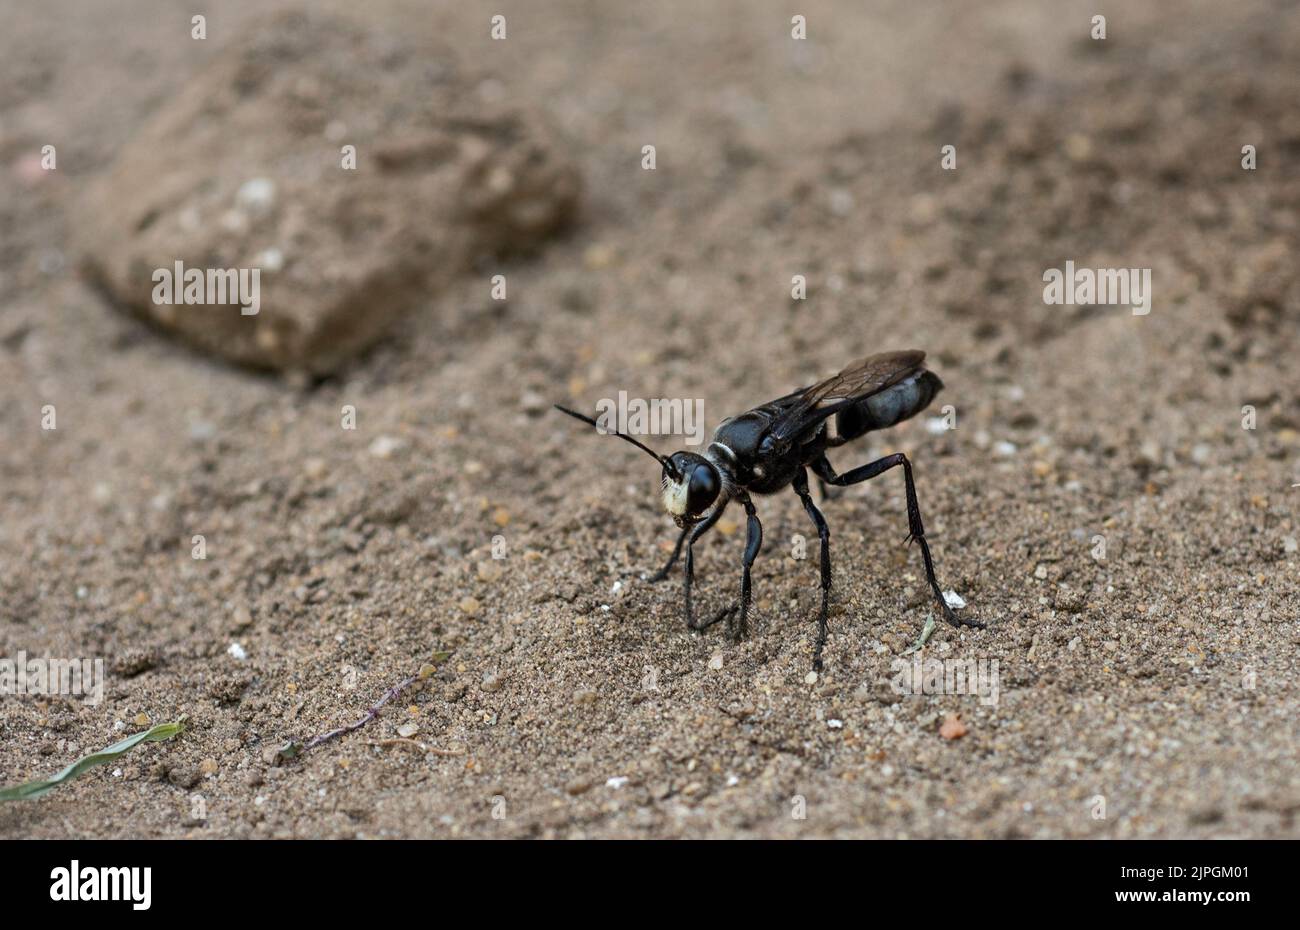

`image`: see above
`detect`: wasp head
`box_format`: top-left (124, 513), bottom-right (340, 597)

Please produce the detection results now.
top-left (551, 406), bottom-right (722, 528)
top-left (661, 452), bottom-right (721, 528)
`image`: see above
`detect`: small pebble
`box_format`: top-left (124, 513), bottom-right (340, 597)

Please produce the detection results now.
top-left (707, 653), bottom-right (724, 670)
top-left (230, 605), bottom-right (253, 633)
top-left (397, 722), bottom-right (419, 738)
top-left (369, 435), bottom-right (405, 459)
top-left (939, 714), bottom-right (968, 740)
top-left (199, 758), bottom-right (219, 776)
top-left (236, 177), bottom-right (276, 213)
top-left (480, 672), bottom-right (503, 692)
top-left (303, 457), bottom-right (328, 480)
top-left (520, 391), bottom-right (548, 415)
top-left (256, 247), bottom-right (284, 272)
top-left (458, 596), bottom-right (481, 616)
top-left (583, 244), bottom-right (615, 269)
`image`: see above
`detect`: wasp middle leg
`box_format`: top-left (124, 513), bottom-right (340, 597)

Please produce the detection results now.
top-left (729, 493), bottom-right (763, 640)
top-left (793, 468), bottom-right (833, 670)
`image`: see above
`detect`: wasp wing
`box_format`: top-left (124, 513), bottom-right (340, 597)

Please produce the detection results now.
top-left (767, 350), bottom-right (928, 446)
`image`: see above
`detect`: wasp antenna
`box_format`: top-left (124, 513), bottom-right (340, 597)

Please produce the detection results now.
top-left (553, 404), bottom-right (674, 472)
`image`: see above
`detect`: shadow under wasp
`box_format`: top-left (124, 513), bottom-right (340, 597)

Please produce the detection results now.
top-left (556, 350), bottom-right (982, 670)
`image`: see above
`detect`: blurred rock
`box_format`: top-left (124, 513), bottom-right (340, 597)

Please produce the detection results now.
top-left (79, 11), bottom-right (579, 373)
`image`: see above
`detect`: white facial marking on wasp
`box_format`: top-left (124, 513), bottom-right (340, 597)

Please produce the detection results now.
top-left (662, 475), bottom-right (689, 515)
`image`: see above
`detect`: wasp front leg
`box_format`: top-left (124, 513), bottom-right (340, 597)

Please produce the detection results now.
top-left (648, 526), bottom-right (689, 583)
top-left (680, 503), bottom-right (732, 632)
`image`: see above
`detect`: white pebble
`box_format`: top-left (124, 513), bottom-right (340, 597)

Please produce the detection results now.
top-left (942, 589), bottom-right (967, 609)
top-left (256, 248), bottom-right (284, 272)
top-left (227, 642), bottom-right (248, 661)
top-left (368, 435), bottom-right (405, 459)
top-left (605, 776), bottom-right (628, 789)
top-left (237, 178), bottom-right (276, 213)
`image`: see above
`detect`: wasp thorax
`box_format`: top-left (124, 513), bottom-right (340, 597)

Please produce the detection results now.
top-left (662, 452), bottom-right (720, 525)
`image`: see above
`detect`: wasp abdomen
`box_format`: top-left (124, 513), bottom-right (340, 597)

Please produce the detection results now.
top-left (835, 370), bottom-right (942, 442)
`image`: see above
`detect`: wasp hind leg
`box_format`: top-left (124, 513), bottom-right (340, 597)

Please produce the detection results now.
top-left (793, 469), bottom-right (833, 671)
top-left (812, 452), bottom-right (982, 634)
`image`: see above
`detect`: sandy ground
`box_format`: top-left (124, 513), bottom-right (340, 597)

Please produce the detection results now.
top-left (2, 0), bottom-right (1299, 838)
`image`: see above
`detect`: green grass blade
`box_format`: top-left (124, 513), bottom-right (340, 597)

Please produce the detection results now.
top-left (0, 716), bottom-right (187, 801)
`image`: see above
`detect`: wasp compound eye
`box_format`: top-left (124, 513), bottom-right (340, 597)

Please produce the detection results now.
top-left (686, 462), bottom-right (720, 515)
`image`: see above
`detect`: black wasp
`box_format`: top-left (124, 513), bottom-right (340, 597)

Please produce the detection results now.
top-left (555, 350), bottom-right (982, 670)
